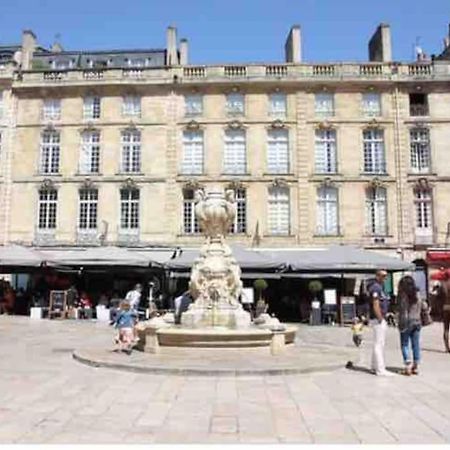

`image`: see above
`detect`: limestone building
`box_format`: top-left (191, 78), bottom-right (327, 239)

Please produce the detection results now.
top-left (2, 23), bottom-right (450, 267)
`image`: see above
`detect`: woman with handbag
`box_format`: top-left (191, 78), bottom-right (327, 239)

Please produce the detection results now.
top-left (397, 275), bottom-right (431, 376)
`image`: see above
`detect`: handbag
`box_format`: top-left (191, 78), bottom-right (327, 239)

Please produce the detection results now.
top-left (420, 301), bottom-right (433, 327)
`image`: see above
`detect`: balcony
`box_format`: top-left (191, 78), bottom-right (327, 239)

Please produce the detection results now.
top-left (76, 229), bottom-right (99, 245)
top-left (117, 228), bottom-right (140, 244)
top-left (34, 229), bottom-right (56, 246)
top-left (410, 104), bottom-right (429, 117)
top-left (414, 228), bottom-right (435, 247)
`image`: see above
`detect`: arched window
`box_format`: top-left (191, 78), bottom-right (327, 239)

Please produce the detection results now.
top-left (38, 189), bottom-right (57, 229)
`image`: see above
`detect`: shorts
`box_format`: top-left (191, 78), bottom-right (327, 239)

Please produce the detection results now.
top-left (118, 328), bottom-right (134, 345)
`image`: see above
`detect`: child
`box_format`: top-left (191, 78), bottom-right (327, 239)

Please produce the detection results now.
top-left (351, 316), bottom-right (364, 347)
top-left (113, 301), bottom-right (138, 354)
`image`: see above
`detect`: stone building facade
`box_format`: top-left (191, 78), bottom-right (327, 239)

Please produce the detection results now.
top-left (2, 24), bottom-right (450, 265)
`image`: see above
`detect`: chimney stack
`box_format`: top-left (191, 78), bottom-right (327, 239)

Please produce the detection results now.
top-left (21, 29), bottom-right (37, 70)
top-left (285, 25), bottom-right (302, 63)
top-left (166, 25), bottom-right (179, 66)
top-left (179, 38), bottom-right (189, 65)
top-left (368, 23), bottom-right (392, 62)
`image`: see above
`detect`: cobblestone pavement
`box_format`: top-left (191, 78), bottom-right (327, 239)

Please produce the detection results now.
top-left (1, 315), bottom-right (450, 444)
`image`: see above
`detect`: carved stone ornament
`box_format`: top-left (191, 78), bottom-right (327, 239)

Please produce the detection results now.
top-left (317, 120), bottom-right (333, 130)
top-left (122, 177), bottom-right (137, 190)
top-left (414, 177), bottom-right (432, 192)
top-left (183, 179), bottom-right (203, 191)
top-left (43, 123), bottom-right (56, 132)
top-left (270, 119), bottom-right (285, 129)
top-left (81, 178), bottom-right (95, 189)
top-left (272, 178), bottom-right (288, 188)
top-left (40, 178), bottom-right (56, 190)
top-left (320, 177), bottom-right (335, 188)
top-left (368, 117), bottom-right (380, 128)
top-left (227, 119), bottom-right (244, 130)
top-left (227, 180), bottom-right (245, 191)
top-left (186, 120), bottom-right (200, 131)
top-left (368, 177), bottom-right (384, 189)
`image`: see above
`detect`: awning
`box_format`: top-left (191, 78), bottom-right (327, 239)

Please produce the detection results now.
top-left (0, 245), bottom-right (44, 268)
top-left (170, 271), bottom-right (282, 279)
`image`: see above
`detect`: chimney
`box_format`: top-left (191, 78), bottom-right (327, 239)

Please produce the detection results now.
top-left (179, 38), bottom-right (189, 65)
top-left (51, 42), bottom-right (63, 53)
top-left (285, 25), bottom-right (302, 63)
top-left (368, 23), bottom-right (392, 62)
top-left (21, 29), bottom-right (37, 70)
top-left (166, 25), bottom-right (179, 66)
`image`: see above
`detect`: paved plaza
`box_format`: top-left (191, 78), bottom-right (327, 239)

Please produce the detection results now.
top-left (0, 316), bottom-right (450, 444)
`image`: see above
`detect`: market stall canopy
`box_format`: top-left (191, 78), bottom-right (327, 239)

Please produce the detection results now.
top-left (265, 245), bottom-right (414, 272)
top-left (166, 245), bottom-right (286, 271)
top-left (0, 245), bottom-right (44, 268)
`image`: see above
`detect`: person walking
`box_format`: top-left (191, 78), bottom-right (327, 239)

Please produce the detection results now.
top-left (368, 269), bottom-right (394, 376)
top-left (125, 283), bottom-right (143, 312)
top-left (397, 275), bottom-right (429, 375)
top-left (430, 269), bottom-right (450, 353)
top-left (113, 301), bottom-right (138, 355)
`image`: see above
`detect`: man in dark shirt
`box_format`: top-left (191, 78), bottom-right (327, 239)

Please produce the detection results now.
top-left (368, 269), bottom-right (394, 376)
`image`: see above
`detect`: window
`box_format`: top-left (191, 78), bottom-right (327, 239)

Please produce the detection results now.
top-left (42, 99), bottom-right (61, 121)
top-left (268, 186), bottom-right (290, 235)
top-left (317, 186), bottom-right (338, 235)
top-left (230, 188), bottom-right (247, 234)
top-left (182, 130), bottom-right (204, 174)
top-left (83, 96), bottom-right (101, 119)
top-left (185, 94), bottom-right (203, 117)
top-left (122, 96), bottom-right (141, 117)
top-left (226, 93), bottom-right (245, 116)
top-left (121, 129), bottom-right (141, 173)
top-left (224, 129), bottom-right (246, 174)
top-left (414, 188), bottom-right (433, 232)
top-left (366, 187), bottom-right (387, 235)
top-left (127, 58), bottom-right (146, 67)
top-left (40, 130), bottom-right (60, 174)
top-left (267, 129), bottom-right (289, 174)
top-left (363, 129), bottom-right (386, 174)
top-left (120, 188), bottom-right (140, 229)
top-left (38, 189), bottom-right (57, 229)
top-left (362, 93), bottom-right (381, 117)
top-left (268, 93), bottom-right (287, 119)
top-left (79, 131), bottom-right (100, 174)
top-left (410, 128), bottom-right (431, 173)
top-left (78, 188), bottom-right (98, 230)
top-left (315, 93), bottom-right (334, 117)
top-left (0, 91), bottom-right (3, 119)
top-left (409, 93), bottom-right (428, 116)
top-left (183, 188), bottom-right (201, 234)
top-left (51, 59), bottom-right (72, 70)
top-left (315, 129), bottom-right (337, 173)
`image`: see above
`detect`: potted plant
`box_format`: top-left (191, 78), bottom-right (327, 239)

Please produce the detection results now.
top-left (308, 280), bottom-right (323, 303)
top-left (253, 278), bottom-right (268, 317)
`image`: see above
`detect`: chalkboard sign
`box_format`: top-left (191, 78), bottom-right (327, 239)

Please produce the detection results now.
top-left (49, 290), bottom-right (67, 319)
top-left (340, 296), bottom-right (356, 324)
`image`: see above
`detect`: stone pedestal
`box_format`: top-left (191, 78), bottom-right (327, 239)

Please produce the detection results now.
top-left (270, 331), bottom-right (286, 355)
top-left (182, 307), bottom-right (251, 329)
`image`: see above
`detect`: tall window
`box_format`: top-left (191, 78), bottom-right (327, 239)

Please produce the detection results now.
top-left (122, 96), bottom-right (141, 117)
top-left (268, 93), bottom-right (287, 119)
top-left (224, 129), bottom-right (246, 174)
top-left (230, 188), bottom-right (247, 234)
top-left (83, 96), bottom-right (101, 119)
top-left (315, 93), bottom-right (334, 117)
top-left (268, 186), bottom-right (290, 235)
top-left (78, 189), bottom-right (98, 230)
top-left (121, 129), bottom-right (141, 173)
top-left (79, 130), bottom-right (100, 174)
top-left (38, 189), bottom-right (57, 229)
top-left (182, 130), bottom-right (204, 174)
top-left (226, 93), bottom-right (245, 116)
top-left (267, 129), bottom-right (289, 174)
top-left (363, 129), bottom-right (385, 174)
top-left (410, 128), bottom-right (431, 173)
top-left (315, 129), bottom-right (337, 173)
top-left (0, 91), bottom-right (3, 119)
top-left (366, 187), bottom-right (387, 235)
top-left (120, 188), bottom-right (140, 229)
top-left (183, 188), bottom-right (200, 234)
top-left (42, 99), bottom-right (61, 121)
top-left (409, 93), bottom-right (428, 117)
top-left (40, 130), bottom-right (60, 174)
top-left (317, 186), bottom-right (338, 235)
top-left (185, 94), bottom-right (203, 117)
top-left (362, 93), bottom-right (381, 117)
top-left (414, 189), bottom-right (433, 232)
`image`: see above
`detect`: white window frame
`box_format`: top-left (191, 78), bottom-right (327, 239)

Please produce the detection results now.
top-left (316, 186), bottom-right (339, 235)
top-left (268, 93), bottom-right (287, 119)
top-left (410, 128), bottom-right (431, 173)
top-left (366, 187), bottom-right (387, 236)
top-left (122, 96), bottom-right (141, 117)
top-left (315, 128), bottom-right (337, 173)
top-left (363, 128), bottom-right (386, 174)
top-left (268, 186), bottom-right (290, 235)
top-left (40, 130), bottom-right (60, 174)
top-left (121, 129), bottom-right (141, 173)
top-left (226, 93), bottom-right (245, 116)
top-left (223, 129), bottom-right (246, 174)
top-left (83, 96), bottom-right (101, 120)
top-left (182, 130), bottom-right (204, 175)
top-left (414, 189), bottom-right (433, 232)
top-left (120, 188), bottom-right (140, 230)
top-left (230, 188), bottom-right (247, 234)
top-left (362, 93), bottom-right (381, 117)
top-left (38, 189), bottom-right (57, 230)
top-left (315, 93), bottom-right (334, 117)
top-left (267, 129), bottom-right (289, 174)
top-left (79, 130), bottom-right (100, 174)
top-left (42, 99), bottom-right (61, 121)
top-left (183, 189), bottom-right (201, 234)
top-left (78, 188), bottom-right (98, 230)
top-left (185, 94), bottom-right (203, 117)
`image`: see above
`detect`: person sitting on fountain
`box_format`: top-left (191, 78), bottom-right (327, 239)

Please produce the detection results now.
top-left (113, 300), bottom-right (138, 355)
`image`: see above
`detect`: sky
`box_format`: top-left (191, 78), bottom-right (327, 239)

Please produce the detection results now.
top-left (0, 0), bottom-right (449, 64)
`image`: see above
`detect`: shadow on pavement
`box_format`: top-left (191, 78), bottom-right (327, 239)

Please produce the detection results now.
top-left (345, 361), bottom-right (403, 375)
top-left (422, 347), bottom-right (449, 354)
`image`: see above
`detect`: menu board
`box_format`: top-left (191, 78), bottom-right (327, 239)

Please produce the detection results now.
top-left (340, 296), bottom-right (356, 324)
top-left (49, 290), bottom-right (67, 318)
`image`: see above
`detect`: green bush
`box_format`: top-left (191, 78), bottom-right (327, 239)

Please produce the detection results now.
top-left (253, 278), bottom-right (268, 291)
top-left (308, 280), bottom-right (323, 294)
